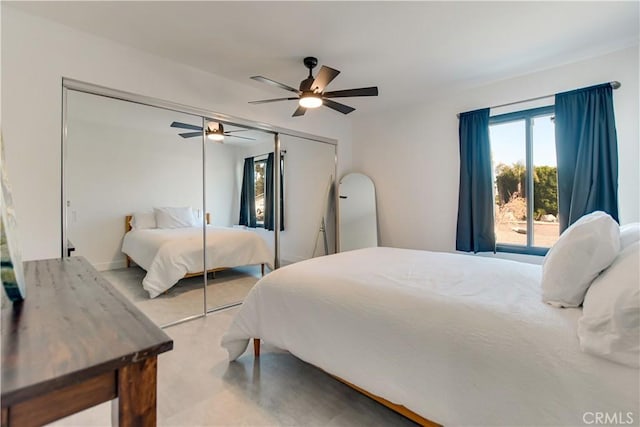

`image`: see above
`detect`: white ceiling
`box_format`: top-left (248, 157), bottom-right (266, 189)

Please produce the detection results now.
top-left (7, 1), bottom-right (640, 115)
top-left (68, 90), bottom-right (274, 146)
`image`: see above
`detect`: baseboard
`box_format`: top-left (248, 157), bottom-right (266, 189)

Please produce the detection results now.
top-left (280, 256), bottom-right (307, 266)
top-left (92, 259), bottom-right (127, 271)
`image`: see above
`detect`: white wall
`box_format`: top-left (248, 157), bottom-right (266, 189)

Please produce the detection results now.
top-left (352, 47), bottom-right (639, 262)
top-left (66, 119), bottom-right (202, 270)
top-left (1, 6), bottom-right (353, 261)
top-left (205, 141), bottom-right (247, 228)
top-left (66, 91), bottom-right (242, 270)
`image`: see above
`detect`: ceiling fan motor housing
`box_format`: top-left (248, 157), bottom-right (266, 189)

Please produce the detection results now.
top-left (303, 56), bottom-right (318, 70)
top-left (300, 57), bottom-right (318, 91)
top-left (207, 122), bottom-right (223, 133)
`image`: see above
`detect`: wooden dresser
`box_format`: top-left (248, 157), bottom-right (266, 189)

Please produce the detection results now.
top-left (1, 257), bottom-right (173, 426)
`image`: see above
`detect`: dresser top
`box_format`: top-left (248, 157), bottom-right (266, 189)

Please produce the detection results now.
top-left (1, 257), bottom-right (173, 406)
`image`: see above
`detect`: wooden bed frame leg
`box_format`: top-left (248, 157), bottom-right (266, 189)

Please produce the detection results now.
top-left (253, 338), bottom-right (261, 357)
top-left (261, 264), bottom-right (265, 276)
top-left (125, 256), bottom-right (131, 269)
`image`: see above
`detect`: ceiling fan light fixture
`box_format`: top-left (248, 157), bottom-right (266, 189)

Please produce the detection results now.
top-left (249, 56), bottom-right (378, 116)
top-left (299, 92), bottom-right (323, 109)
top-left (206, 122), bottom-right (225, 142)
top-left (207, 132), bottom-right (224, 142)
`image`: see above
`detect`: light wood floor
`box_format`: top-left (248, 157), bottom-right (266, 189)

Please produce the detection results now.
top-left (47, 308), bottom-right (418, 426)
top-left (102, 265), bottom-right (263, 326)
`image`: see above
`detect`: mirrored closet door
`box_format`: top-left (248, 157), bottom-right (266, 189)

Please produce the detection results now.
top-left (65, 90), bottom-right (206, 327)
top-left (278, 134), bottom-right (337, 266)
top-left (63, 81), bottom-right (338, 327)
top-left (203, 123), bottom-right (277, 313)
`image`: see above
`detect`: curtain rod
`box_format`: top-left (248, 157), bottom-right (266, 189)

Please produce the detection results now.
top-left (457, 81), bottom-right (621, 118)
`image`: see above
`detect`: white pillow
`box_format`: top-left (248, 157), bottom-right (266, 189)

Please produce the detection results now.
top-left (154, 207), bottom-right (197, 229)
top-left (620, 223), bottom-right (640, 250)
top-left (541, 211), bottom-right (620, 307)
top-left (577, 241), bottom-right (639, 368)
top-left (130, 211), bottom-right (156, 230)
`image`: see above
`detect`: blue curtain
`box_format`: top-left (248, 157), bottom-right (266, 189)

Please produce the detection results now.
top-left (555, 84), bottom-right (619, 232)
top-left (264, 153), bottom-right (284, 231)
top-left (239, 157), bottom-right (256, 227)
top-left (456, 108), bottom-right (495, 253)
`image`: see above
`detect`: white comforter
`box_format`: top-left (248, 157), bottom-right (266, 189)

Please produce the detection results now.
top-left (122, 226), bottom-right (273, 298)
top-left (221, 247), bottom-right (639, 426)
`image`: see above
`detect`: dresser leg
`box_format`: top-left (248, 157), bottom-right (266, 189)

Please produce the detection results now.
top-left (253, 338), bottom-right (261, 357)
top-left (113, 357), bottom-right (157, 427)
top-left (2, 407), bottom-right (9, 427)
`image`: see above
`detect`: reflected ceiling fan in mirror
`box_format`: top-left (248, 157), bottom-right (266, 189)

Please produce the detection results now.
top-left (249, 56), bottom-right (379, 117)
top-left (170, 121), bottom-right (256, 142)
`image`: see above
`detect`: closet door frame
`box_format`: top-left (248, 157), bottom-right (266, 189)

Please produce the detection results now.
top-left (61, 78), bottom-right (337, 327)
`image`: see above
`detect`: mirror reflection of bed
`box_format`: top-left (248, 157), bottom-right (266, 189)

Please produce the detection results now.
top-left (64, 91), bottom-right (277, 326)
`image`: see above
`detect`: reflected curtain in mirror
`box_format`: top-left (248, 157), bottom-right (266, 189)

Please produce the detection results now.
top-left (555, 84), bottom-right (619, 232)
top-left (264, 153), bottom-right (284, 231)
top-left (239, 157), bottom-right (256, 227)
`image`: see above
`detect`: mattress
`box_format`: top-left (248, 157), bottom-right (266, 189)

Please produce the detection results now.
top-left (122, 226), bottom-right (273, 298)
top-left (221, 247), bottom-right (639, 426)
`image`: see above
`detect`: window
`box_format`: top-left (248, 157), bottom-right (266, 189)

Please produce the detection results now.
top-left (489, 106), bottom-right (559, 255)
top-left (254, 158), bottom-right (266, 224)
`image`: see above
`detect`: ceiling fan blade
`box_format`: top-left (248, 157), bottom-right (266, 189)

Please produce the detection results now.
top-left (323, 86), bottom-right (378, 98)
top-left (292, 105), bottom-right (306, 117)
top-left (226, 134), bottom-right (256, 141)
top-left (323, 99), bottom-right (355, 115)
top-left (251, 76), bottom-right (300, 94)
top-left (311, 65), bottom-right (340, 93)
top-left (178, 132), bottom-right (202, 138)
top-left (223, 129), bottom-right (250, 133)
top-left (249, 97), bottom-right (299, 104)
top-left (299, 76), bottom-right (314, 91)
top-left (171, 121), bottom-right (202, 131)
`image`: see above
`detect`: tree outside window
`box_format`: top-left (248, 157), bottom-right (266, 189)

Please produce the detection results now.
top-left (490, 107), bottom-right (559, 253)
top-left (254, 159), bottom-right (266, 223)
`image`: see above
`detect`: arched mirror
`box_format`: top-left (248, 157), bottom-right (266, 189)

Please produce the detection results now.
top-left (338, 173), bottom-right (378, 251)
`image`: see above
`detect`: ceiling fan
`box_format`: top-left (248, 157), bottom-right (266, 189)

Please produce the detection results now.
top-left (249, 56), bottom-right (378, 117)
top-left (170, 121), bottom-right (255, 142)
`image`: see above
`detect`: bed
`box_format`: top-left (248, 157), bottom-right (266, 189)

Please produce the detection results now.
top-left (122, 214), bottom-right (274, 298)
top-left (221, 247), bottom-right (639, 426)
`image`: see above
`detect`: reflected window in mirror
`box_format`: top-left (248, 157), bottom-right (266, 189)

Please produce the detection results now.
top-left (240, 153), bottom-right (284, 231)
top-left (254, 157), bottom-right (266, 225)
